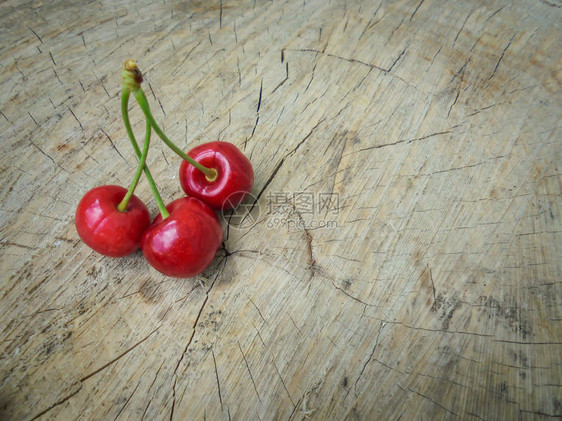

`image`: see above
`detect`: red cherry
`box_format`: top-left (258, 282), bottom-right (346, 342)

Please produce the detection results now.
top-left (179, 141), bottom-right (254, 210)
top-left (141, 197), bottom-right (223, 278)
top-left (75, 185), bottom-right (151, 257)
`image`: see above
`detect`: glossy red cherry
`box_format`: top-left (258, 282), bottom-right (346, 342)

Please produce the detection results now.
top-left (179, 141), bottom-right (254, 210)
top-left (141, 197), bottom-right (223, 278)
top-left (75, 185), bottom-right (151, 257)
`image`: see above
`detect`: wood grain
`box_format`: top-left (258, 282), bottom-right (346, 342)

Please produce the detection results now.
top-left (0, 0), bottom-right (560, 420)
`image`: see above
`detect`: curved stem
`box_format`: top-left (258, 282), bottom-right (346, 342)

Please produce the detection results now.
top-left (117, 119), bottom-right (151, 212)
top-left (132, 88), bottom-right (218, 182)
top-left (121, 89), bottom-right (169, 219)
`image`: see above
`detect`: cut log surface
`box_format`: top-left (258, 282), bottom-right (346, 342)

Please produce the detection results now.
top-left (1, 0), bottom-right (561, 420)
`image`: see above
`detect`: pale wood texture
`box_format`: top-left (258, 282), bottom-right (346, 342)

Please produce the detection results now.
top-left (1, 0), bottom-right (561, 420)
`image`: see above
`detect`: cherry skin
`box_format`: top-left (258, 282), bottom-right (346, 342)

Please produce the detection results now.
top-left (141, 197), bottom-right (223, 278)
top-left (179, 141), bottom-right (254, 210)
top-left (75, 185), bottom-right (151, 257)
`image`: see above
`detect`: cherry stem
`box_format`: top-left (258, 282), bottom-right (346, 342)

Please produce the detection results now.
top-left (121, 88), bottom-right (169, 219)
top-left (117, 116), bottom-right (151, 212)
top-left (132, 88), bottom-right (218, 182)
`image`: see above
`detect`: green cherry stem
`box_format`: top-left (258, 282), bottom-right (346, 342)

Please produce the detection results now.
top-left (132, 89), bottom-right (218, 182)
top-left (117, 116), bottom-right (151, 212)
top-left (121, 88), bottom-right (169, 219)
top-left (121, 59), bottom-right (217, 181)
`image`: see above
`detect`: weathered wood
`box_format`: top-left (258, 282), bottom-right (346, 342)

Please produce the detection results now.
top-left (1, 0), bottom-right (560, 419)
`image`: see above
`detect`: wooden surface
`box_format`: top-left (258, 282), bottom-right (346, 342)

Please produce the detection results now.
top-left (1, 0), bottom-right (561, 419)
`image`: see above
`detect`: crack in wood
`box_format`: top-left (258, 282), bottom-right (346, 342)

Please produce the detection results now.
top-left (271, 359), bottom-right (295, 406)
top-left (272, 62), bottom-right (289, 94)
top-left (407, 386), bottom-right (458, 416)
top-left (169, 274), bottom-right (221, 420)
top-left (245, 116), bottom-right (326, 222)
top-left (354, 321), bottom-right (384, 390)
top-left (428, 267), bottom-right (437, 310)
top-left (245, 79), bottom-right (263, 149)
top-left (30, 385), bottom-right (82, 420)
top-left (249, 298), bottom-right (269, 325)
top-left (172, 40), bottom-right (203, 76)
top-left (80, 327), bottom-right (159, 382)
top-left (387, 47), bottom-right (406, 73)
top-left (113, 374), bottom-right (144, 421)
top-left (100, 128), bottom-right (129, 165)
top-left (331, 281), bottom-right (375, 307)
top-left (351, 129), bottom-right (453, 155)
top-left (27, 25), bottom-right (42, 43)
top-left (68, 107), bottom-right (83, 130)
top-left (237, 341), bottom-right (261, 402)
top-left (211, 347), bottom-right (223, 405)
top-left (410, 0), bottom-right (426, 21)
top-left (488, 33), bottom-right (517, 80)
top-left (452, 10), bottom-right (472, 47)
top-left (27, 137), bottom-right (69, 174)
top-left (140, 360), bottom-right (165, 420)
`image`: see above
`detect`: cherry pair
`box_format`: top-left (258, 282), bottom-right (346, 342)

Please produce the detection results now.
top-left (75, 60), bottom-right (254, 277)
